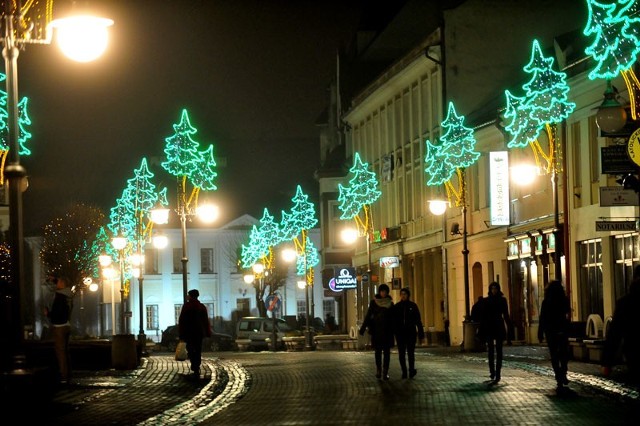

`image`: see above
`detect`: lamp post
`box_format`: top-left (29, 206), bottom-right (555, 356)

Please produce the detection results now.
top-left (1, 2), bottom-right (112, 373)
top-left (112, 234), bottom-right (128, 334)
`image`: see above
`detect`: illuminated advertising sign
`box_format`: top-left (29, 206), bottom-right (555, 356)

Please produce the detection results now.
top-left (490, 151), bottom-right (510, 226)
top-left (379, 256), bottom-right (400, 268)
top-left (332, 267), bottom-right (357, 290)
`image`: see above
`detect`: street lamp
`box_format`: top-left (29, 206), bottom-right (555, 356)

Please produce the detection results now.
top-left (2, 1), bottom-right (112, 375)
top-left (112, 234), bottom-right (128, 335)
top-left (150, 194), bottom-right (218, 303)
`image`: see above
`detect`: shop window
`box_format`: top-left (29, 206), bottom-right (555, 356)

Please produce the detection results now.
top-left (578, 239), bottom-right (603, 320)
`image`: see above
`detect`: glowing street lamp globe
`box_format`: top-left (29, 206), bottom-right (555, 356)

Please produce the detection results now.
top-left (112, 235), bottom-right (127, 251)
top-left (281, 248), bottom-right (297, 263)
top-left (51, 16), bottom-right (114, 62)
top-left (152, 234), bottom-right (169, 249)
top-left (243, 273), bottom-right (255, 284)
top-left (99, 254), bottom-right (112, 267)
top-left (252, 263), bottom-right (265, 275)
top-left (196, 203), bottom-right (220, 223)
top-left (341, 228), bottom-right (359, 244)
top-left (297, 280), bottom-right (306, 289)
top-left (428, 200), bottom-right (449, 216)
top-left (511, 164), bottom-right (539, 186)
top-left (150, 206), bottom-right (170, 225)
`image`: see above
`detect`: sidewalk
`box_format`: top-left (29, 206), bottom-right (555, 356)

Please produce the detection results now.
top-left (41, 345), bottom-right (638, 425)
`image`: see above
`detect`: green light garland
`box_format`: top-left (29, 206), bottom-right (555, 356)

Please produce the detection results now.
top-left (161, 109), bottom-right (202, 178)
top-left (337, 152), bottom-right (381, 220)
top-left (0, 73), bottom-right (33, 155)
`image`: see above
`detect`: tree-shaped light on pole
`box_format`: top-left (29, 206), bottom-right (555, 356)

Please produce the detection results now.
top-left (0, 74), bottom-right (32, 185)
top-left (337, 152), bottom-right (381, 277)
top-left (504, 39), bottom-right (575, 282)
top-left (159, 108), bottom-right (219, 302)
top-left (281, 185), bottom-right (318, 349)
top-left (424, 101), bottom-right (480, 321)
top-left (584, 0), bottom-right (640, 119)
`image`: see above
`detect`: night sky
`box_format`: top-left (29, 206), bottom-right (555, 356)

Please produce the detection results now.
top-left (16, 0), bottom-right (364, 235)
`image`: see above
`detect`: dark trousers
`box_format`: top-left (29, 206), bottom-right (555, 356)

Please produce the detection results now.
top-left (374, 346), bottom-right (391, 373)
top-left (487, 338), bottom-right (503, 378)
top-left (546, 331), bottom-right (569, 385)
top-left (186, 338), bottom-right (203, 373)
top-left (397, 338), bottom-right (416, 374)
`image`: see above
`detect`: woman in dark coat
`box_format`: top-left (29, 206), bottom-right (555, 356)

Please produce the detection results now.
top-left (479, 281), bottom-right (512, 382)
top-left (537, 279), bottom-right (571, 392)
top-left (359, 283), bottom-right (394, 380)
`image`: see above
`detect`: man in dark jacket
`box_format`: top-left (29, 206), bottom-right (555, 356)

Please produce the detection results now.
top-left (392, 287), bottom-right (425, 379)
top-left (178, 289), bottom-right (211, 376)
top-left (538, 280), bottom-right (571, 392)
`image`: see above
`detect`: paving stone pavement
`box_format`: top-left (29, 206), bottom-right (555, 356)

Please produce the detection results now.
top-left (41, 345), bottom-right (638, 425)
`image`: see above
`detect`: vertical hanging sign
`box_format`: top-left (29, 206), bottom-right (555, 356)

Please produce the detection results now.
top-left (490, 151), bottom-right (510, 226)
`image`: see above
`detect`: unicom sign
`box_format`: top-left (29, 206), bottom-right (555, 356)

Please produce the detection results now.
top-left (333, 267), bottom-right (358, 290)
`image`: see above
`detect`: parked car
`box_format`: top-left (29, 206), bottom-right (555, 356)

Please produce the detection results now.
top-left (236, 317), bottom-right (301, 350)
top-left (160, 325), bottom-right (235, 352)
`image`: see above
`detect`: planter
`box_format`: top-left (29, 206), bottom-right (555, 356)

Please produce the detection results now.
top-left (569, 338), bottom-right (588, 361)
top-left (314, 334), bottom-right (349, 351)
top-left (584, 339), bottom-right (605, 363)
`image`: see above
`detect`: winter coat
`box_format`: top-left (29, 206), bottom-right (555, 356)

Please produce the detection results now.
top-left (537, 282), bottom-right (570, 341)
top-left (480, 293), bottom-right (511, 342)
top-left (360, 295), bottom-right (394, 348)
top-left (48, 288), bottom-right (73, 326)
top-left (178, 299), bottom-right (211, 343)
top-left (392, 300), bottom-right (425, 344)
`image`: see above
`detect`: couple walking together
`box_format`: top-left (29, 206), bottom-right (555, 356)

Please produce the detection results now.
top-left (359, 284), bottom-right (424, 380)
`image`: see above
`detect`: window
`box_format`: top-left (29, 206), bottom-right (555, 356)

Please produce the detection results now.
top-left (201, 248), bottom-right (214, 273)
top-left (173, 248), bottom-right (183, 273)
top-left (145, 249), bottom-right (159, 275)
top-left (323, 299), bottom-right (334, 319)
top-left (174, 304), bottom-right (182, 325)
top-left (613, 234), bottom-right (639, 302)
top-left (578, 239), bottom-right (603, 320)
top-left (297, 299), bottom-right (306, 318)
top-left (146, 305), bottom-right (159, 330)
top-left (204, 302), bottom-right (214, 323)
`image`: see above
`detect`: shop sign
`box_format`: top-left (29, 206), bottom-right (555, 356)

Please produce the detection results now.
top-left (332, 267), bottom-right (357, 290)
top-left (379, 256), bottom-right (400, 268)
top-left (595, 221), bottom-right (637, 232)
top-left (489, 151), bottom-right (510, 225)
top-left (600, 186), bottom-right (637, 207)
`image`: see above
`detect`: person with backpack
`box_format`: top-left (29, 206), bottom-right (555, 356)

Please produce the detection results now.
top-left (359, 283), bottom-right (394, 380)
top-left (44, 275), bottom-right (73, 384)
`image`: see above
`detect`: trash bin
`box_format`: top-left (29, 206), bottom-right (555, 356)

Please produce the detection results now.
top-left (463, 321), bottom-right (485, 352)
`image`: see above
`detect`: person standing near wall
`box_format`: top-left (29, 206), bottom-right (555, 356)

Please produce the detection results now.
top-left (538, 280), bottom-right (571, 393)
top-left (44, 275), bottom-right (73, 385)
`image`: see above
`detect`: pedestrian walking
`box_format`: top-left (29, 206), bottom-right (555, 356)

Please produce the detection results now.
top-left (359, 283), bottom-right (394, 380)
top-left (479, 281), bottom-right (512, 383)
top-left (392, 287), bottom-right (425, 379)
top-left (44, 275), bottom-right (73, 384)
top-left (602, 275), bottom-right (640, 382)
top-left (537, 279), bottom-right (571, 392)
top-left (178, 289), bottom-right (212, 376)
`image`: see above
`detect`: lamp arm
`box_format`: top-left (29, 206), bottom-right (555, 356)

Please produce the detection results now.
top-left (186, 185), bottom-right (200, 212)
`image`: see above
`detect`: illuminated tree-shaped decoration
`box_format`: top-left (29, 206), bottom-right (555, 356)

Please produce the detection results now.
top-left (241, 224), bottom-right (265, 269)
top-left (0, 72), bottom-right (33, 184)
top-left (505, 39), bottom-right (575, 174)
top-left (425, 102), bottom-right (480, 207)
top-left (424, 140), bottom-right (455, 186)
top-left (281, 185), bottom-right (318, 241)
top-left (504, 90), bottom-right (541, 149)
top-left (338, 152), bottom-right (381, 237)
top-left (161, 108), bottom-right (218, 215)
top-left (161, 109), bottom-right (201, 178)
top-left (190, 144), bottom-right (218, 191)
top-left (296, 235), bottom-right (319, 276)
top-left (584, 0), bottom-right (640, 118)
top-left (91, 226), bottom-right (117, 274)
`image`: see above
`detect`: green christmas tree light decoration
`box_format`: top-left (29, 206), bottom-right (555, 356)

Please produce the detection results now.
top-left (584, 0), bottom-right (640, 118)
top-left (296, 235), bottom-right (319, 276)
top-left (161, 108), bottom-right (219, 217)
top-left (337, 152), bottom-right (381, 238)
top-left (424, 102), bottom-right (480, 207)
top-left (241, 224), bottom-right (266, 269)
top-left (190, 144), bottom-right (218, 191)
top-left (0, 72), bottom-right (33, 184)
top-left (504, 39), bottom-right (575, 175)
top-left (280, 185), bottom-right (318, 286)
top-left (281, 185), bottom-right (318, 241)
